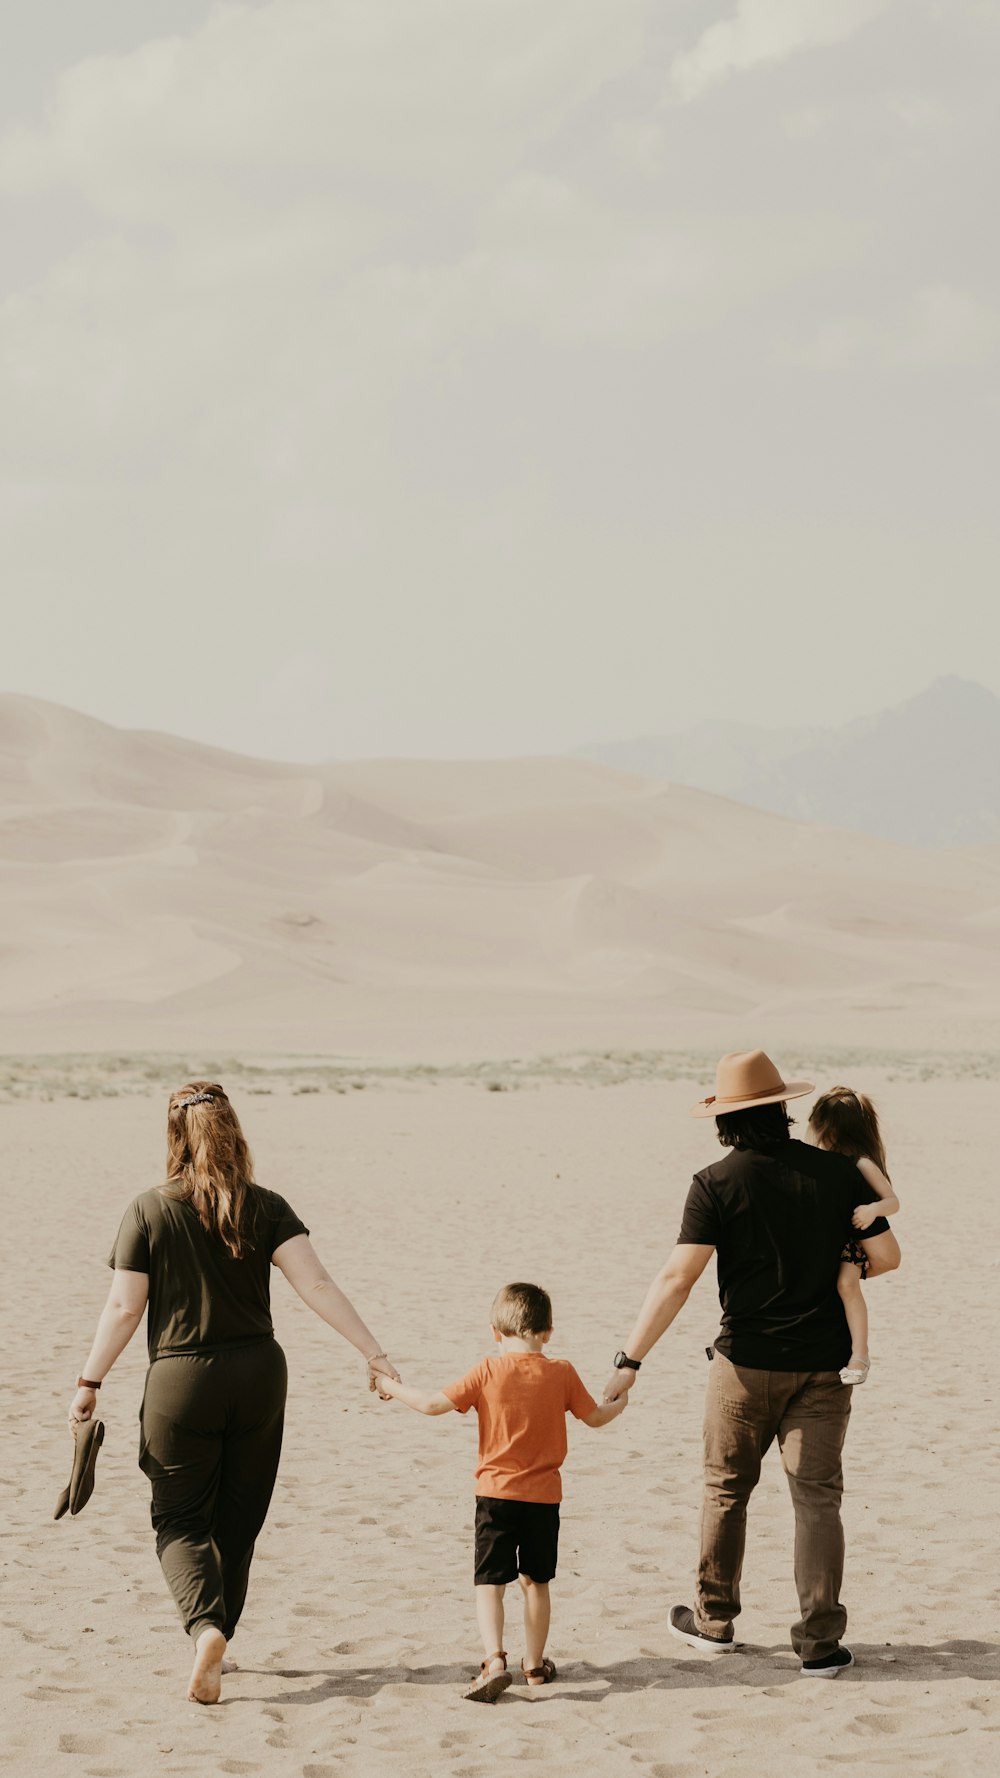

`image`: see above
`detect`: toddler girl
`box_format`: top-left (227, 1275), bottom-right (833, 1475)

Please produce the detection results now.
top-left (808, 1087), bottom-right (900, 1385)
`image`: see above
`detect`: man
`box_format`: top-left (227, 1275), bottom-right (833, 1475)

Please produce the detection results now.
top-left (604, 1050), bottom-right (901, 1678)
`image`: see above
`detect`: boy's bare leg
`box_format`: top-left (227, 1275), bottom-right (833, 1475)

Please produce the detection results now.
top-left (475, 1584), bottom-right (507, 1670)
top-left (837, 1262), bottom-right (868, 1367)
top-left (519, 1575), bottom-right (551, 1670)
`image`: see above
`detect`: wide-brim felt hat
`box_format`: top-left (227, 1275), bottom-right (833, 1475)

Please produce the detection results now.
top-left (689, 1050), bottom-right (814, 1119)
top-left (54, 1418), bottom-right (105, 1520)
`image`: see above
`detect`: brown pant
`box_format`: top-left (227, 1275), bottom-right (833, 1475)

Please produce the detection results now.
top-left (695, 1352), bottom-right (852, 1662)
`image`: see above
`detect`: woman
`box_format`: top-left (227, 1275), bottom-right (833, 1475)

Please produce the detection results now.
top-left (67, 1081), bottom-right (398, 1705)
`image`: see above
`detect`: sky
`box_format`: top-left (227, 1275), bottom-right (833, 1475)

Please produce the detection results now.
top-left (2, 0), bottom-right (998, 762)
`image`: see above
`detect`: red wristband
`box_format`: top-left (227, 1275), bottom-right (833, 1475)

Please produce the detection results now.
top-left (76, 1376), bottom-right (102, 1390)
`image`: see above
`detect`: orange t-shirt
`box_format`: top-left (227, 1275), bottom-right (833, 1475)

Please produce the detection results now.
top-left (443, 1351), bottom-right (598, 1504)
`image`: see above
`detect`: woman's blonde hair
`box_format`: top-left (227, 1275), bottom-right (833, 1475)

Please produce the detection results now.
top-left (809, 1086), bottom-right (889, 1177)
top-left (164, 1081), bottom-right (256, 1258)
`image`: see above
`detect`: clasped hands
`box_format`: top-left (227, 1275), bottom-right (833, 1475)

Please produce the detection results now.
top-left (366, 1354), bottom-right (401, 1393)
top-left (601, 1369), bottom-right (635, 1407)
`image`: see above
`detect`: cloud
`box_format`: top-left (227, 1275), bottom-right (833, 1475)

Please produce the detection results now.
top-left (0, 0), bottom-right (864, 506)
top-left (789, 286), bottom-right (1000, 370)
top-left (887, 285), bottom-right (1000, 368)
top-left (0, 0), bottom-right (649, 224)
top-left (1, 0), bottom-right (996, 763)
top-left (433, 176), bottom-right (859, 349)
top-left (669, 0), bottom-right (893, 103)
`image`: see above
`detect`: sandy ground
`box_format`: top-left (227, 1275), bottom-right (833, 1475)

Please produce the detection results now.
top-left (4, 1073), bottom-right (999, 1778)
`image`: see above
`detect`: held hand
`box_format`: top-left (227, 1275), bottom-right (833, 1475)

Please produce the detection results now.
top-left (374, 1374), bottom-right (396, 1402)
top-left (602, 1367), bottom-right (637, 1406)
top-left (366, 1353), bottom-right (402, 1394)
top-left (68, 1386), bottom-right (97, 1435)
top-left (851, 1203), bottom-right (879, 1231)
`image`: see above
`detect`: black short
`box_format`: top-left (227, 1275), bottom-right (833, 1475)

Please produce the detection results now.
top-left (474, 1496), bottom-right (560, 1586)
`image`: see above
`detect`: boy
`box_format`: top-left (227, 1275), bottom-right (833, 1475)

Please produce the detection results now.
top-left (375, 1281), bottom-right (626, 1701)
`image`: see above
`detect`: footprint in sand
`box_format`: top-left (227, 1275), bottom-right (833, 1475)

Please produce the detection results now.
top-left (847, 1713), bottom-right (904, 1736)
top-left (57, 1733), bottom-right (106, 1754)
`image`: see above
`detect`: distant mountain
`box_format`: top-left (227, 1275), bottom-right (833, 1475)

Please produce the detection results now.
top-left (578, 678), bottom-right (1000, 847)
top-left (574, 720), bottom-right (822, 800)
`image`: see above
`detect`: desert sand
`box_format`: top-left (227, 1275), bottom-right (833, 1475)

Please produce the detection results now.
top-left (3, 700), bottom-right (999, 1774)
top-left (4, 1071), bottom-right (998, 1778)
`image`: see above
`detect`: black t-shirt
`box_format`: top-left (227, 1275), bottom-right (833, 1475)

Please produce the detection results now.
top-left (677, 1138), bottom-right (890, 1371)
top-left (108, 1185), bottom-right (309, 1361)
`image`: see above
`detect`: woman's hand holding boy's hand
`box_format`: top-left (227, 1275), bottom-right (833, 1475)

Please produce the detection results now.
top-left (366, 1354), bottom-right (401, 1393)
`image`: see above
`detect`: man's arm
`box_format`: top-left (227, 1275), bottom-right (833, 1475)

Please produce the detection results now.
top-left (603, 1243), bottom-right (715, 1402)
top-left (858, 1227), bottom-right (901, 1278)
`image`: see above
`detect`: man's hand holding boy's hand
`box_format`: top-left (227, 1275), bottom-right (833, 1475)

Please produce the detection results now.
top-left (602, 1367), bottom-right (637, 1406)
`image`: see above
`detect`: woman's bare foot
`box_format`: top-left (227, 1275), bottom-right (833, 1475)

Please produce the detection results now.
top-left (188, 1627), bottom-right (227, 1704)
top-left (221, 1657), bottom-right (238, 1674)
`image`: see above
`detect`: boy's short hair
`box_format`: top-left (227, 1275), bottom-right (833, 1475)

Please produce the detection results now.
top-left (491, 1282), bottom-right (552, 1337)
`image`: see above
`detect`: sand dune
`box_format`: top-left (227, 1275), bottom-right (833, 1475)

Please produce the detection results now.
top-left (1, 694), bottom-right (998, 1053)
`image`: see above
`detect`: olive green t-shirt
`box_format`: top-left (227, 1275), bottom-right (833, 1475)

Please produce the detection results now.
top-left (107, 1186), bottom-right (309, 1361)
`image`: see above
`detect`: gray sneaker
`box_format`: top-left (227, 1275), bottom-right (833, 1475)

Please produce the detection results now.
top-left (668, 1604), bottom-right (737, 1654)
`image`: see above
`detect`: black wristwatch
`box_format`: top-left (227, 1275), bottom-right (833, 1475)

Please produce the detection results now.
top-left (613, 1351), bottom-right (642, 1371)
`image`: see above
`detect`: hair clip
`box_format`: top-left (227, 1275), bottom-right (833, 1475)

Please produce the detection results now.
top-left (179, 1092), bottom-right (216, 1109)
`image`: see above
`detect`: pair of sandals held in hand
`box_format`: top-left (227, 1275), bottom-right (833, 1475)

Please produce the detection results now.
top-left (54, 1419), bottom-right (105, 1520)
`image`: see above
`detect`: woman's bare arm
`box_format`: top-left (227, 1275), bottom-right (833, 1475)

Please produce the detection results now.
top-left (272, 1234), bottom-right (399, 1385)
top-left (68, 1269), bottom-right (149, 1430)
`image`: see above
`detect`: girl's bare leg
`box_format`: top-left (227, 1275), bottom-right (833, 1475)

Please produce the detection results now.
top-left (519, 1575), bottom-right (551, 1671)
top-left (837, 1261), bottom-right (869, 1368)
top-left (474, 1584), bottom-right (507, 1670)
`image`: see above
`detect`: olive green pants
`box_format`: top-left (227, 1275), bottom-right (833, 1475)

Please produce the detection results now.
top-left (139, 1339), bottom-right (287, 1642)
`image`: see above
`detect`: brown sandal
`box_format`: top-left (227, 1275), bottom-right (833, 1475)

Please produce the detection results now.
top-left (521, 1656), bottom-right (557, 1686)
top-left (464, 1650), bottom-right (513, 1703)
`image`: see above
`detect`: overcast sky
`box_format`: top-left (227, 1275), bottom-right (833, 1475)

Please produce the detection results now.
top-left (2, 0), bottom-right (998, 761)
